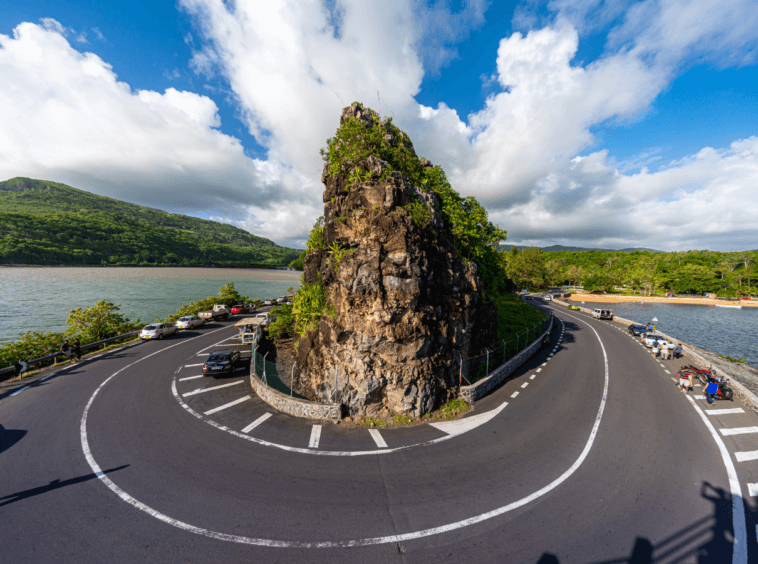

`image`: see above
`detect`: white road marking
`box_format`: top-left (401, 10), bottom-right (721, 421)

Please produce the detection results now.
top-left (309, 425), bottom-right (322, 448)
top-left (720, 426), bottom-right (758, 436)
top-left (179, 375), bottom-right (205, 381)
top-left (10, 385), bottom-right (30, 396)
top-left (685, 394), bottom-right (747, 563)
top-left (204, 395), bottom-right (251, 416)
top-left (40, 373), bottom-right (57, 381)
top-left (664, 370), bottom-right (671, 374)
top-left (429, 402), bottom-right (508, 436)
top-left (242, 413), bottom-right (272, 433)
top-left (511, 391), bottom-right (519, 398)
top-left (707, 408), bottom-right (745, 416)
top-left (80, 314), bottom-right (616, 548)
top-left (536, 368), bottom-right (542, 373)
top-left (735, 451), bottom-right (758, 462)
top-left (693, 396), bottom-right (706, 400)
top-left (185, 363), bottom-right (204, 367)
top-left (197, 353), bottom-right (210, 356)
top-left (521, 382), bottom-right (529, 388)
top-left (541, 362), bottom-right (547, 366)
top-left (368, 429), bottom-right (388, 448)
top-left (182, 380), bottom-right (244, 397)
top-left (530, 375), bottom-right (536, 380)
top-left (748, 483), bottom-right (758, 497)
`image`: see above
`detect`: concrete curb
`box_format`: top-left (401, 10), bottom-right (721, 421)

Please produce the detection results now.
top-left (249, 370), bottom-right (340, 421)
top-left (460, 314), bottom-right (554, 403)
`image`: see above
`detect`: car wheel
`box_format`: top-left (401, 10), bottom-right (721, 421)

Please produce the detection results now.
top-left (158, 334), bottom-right (164, 340)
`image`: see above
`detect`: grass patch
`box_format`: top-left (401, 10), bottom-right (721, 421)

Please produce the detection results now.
top-left (356, 416), bottom-right (388, 428)
top-left (421, 398), bottom-right (471, 421)
top-left (392, 413), bottom-right (414, 426)
top-left (491, 292), bottom-right (549, 342)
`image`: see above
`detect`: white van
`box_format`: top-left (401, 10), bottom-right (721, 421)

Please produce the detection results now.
top-left (592, 308), bottom-right (614, 320)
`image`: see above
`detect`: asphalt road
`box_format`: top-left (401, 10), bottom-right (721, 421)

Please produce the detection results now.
top-left (1, 304), bottom-right (757, 563)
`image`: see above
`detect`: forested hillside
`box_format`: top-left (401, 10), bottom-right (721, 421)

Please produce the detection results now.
top-left (505, 247), bottom-right (757, 297)
top-left (0, 178), bottom-right (301, 266)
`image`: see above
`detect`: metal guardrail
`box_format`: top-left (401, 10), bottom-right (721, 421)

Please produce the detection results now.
top-left (0, 330), bottom-right (140, 378)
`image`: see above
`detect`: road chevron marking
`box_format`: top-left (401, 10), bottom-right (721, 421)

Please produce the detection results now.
top-left (309, 425), bottom-right (322, 449)
top-left (735, 451), bottom-right (758, 462)
top-left (204, 395), bottom-right (251, 416)
top-left (368, 429), bottom-right (388, 448)
top-left (720, 426), bottom-right (758, 436)
top-left (430, 402), bottom-right (508, 436)
top-left (79, 311), bottom-right (612, 548)
top-left (183, 381), bottom-right (244, 397)
top-left (707, 408), bottom-right (745, 416)
top-left (685, 395), bottom-right (747, 563)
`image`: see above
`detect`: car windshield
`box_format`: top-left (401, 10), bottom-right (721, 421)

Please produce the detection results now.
top-left (178, 317), bottom-right (188, 321)
top-left (144, 325), bottom-right (156, 330)
top-left (207, 354), bottom-right (229, 362)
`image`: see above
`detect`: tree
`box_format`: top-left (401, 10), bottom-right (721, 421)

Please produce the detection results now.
top-left (505, 247), bottom-right (546, 290)
top-left (66, 301), bottom-right (137, 342)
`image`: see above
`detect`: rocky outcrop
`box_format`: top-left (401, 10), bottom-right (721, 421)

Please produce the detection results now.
top-left (295, 103), bottom-right (497, 418)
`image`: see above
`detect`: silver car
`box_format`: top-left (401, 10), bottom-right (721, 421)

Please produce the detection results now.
top-left (175, 315), bottom-right (205, 330)
top-left (139, 323), bottom-right (178, 340)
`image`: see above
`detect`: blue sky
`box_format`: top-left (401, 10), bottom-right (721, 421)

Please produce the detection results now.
top-left (1, 1), bottom-right (757, 251)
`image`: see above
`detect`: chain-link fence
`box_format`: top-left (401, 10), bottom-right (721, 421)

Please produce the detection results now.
top-left (252, 348), bottom-right (303, 398)
top-left (461, 313), bottom-right (553, 385)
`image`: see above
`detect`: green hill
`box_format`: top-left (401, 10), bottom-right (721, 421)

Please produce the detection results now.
top-left (0, 177), bottom-right (301, 267)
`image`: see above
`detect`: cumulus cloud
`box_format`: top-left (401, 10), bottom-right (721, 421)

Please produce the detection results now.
top-left (0, 20), bottom-right (321, 247)
top-left (3, 2), bottom-right (758, 252)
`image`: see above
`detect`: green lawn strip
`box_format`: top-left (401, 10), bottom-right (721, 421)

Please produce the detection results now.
top-left (353, 398), bottom-right (472, 428)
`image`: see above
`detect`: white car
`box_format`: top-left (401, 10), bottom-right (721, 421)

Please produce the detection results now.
top-left (139, 323), bottom-right (177, 340)
top-left (175, 315), bottom-right (205, 330)
top-left (643, 334), bottom-right (667, 348)
top-left (542, 294), bottom-right (552, 301)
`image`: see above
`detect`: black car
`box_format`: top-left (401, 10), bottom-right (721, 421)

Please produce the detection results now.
top-left (203, 350), bottom-right (241, 376)
top-left (628, 324), bottom-right (648, 336)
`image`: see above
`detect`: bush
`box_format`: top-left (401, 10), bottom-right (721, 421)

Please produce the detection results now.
top-left (292, 281), bottom-right (335, 342)
top-left (266, 304), bottom-right (294, 344)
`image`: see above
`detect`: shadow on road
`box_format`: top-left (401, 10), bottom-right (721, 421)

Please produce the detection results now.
top-left (536, 481), bottom-right (755, 563)
top-left (0, 424), bottom-right (27, 454)
top-left (0, 465), bottom-right (128, 507)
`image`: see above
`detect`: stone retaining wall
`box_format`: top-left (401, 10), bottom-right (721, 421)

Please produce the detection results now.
top-left (249, 371), bottom-right (341, 421)
top-left (553, 298), bottom-right (758, 416)
top-left (460, 315), bottom-right (554, 403)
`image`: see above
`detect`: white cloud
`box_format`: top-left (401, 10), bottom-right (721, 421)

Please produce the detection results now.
top-left (0, 20), bottom-right (320, 247)
top-left (4, 2), bottom-right (758, 252)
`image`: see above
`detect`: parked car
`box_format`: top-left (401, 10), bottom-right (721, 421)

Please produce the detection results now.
top-left (203, 350), bottom-right (241, 376)
top-left (628, 324), bottom-right (647, 336)
top-left (592, 308), bottom-right (614, 320)
top-left (230, 304), bottom-right (247, 315)
top-left (263, 300), bottom-right (272, 305)
top-left (139, 323), bottom-right (177, 340)
top-left (643, 334), bottom-right (667, 348)
top-left (175, 315), bottom-right (205, 330)
top-left (198, 304), bottom-right (230, 320)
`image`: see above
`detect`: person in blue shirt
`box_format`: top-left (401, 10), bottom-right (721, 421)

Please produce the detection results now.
top-left (675, 344), bottom-right (682, 359)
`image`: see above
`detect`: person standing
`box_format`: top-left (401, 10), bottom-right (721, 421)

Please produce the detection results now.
top-left (679, 371), bottom-right (693, 393)
top-left (667, 341), bottom-right (675, 360)
top-left (675, 343), bottom-right (683, 359)
top-left (73, 339), bottom-right (81, 362)
top-left (704, 377), bottom-right (718, 405)
top-left (652, 341), bottom-right (659, 358)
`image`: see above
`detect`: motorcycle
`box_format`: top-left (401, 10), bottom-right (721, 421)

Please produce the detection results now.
top-left (678, 365), bottom-right (734, 401)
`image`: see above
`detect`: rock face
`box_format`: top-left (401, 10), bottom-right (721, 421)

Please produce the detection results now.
top-left (295, 103), bottom-right (497, 418)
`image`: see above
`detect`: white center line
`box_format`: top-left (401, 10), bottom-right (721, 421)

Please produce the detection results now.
top-left (536, 368), bottom-right (542, 373)
top-left (530, 375), bottom-right (536, 380)
top-left (10, 385), bottom-right (30, 396)
top-left (309, 425), bottom-right (322, 448)
top-left (706, 408), bottom-right (745, 416)
top-left (204, 395), bottom-right (251, 416)
top-left (185, 363), bottom-right (204, 367)
top-left (510, 391), bottom-right (519, 398)
top-left (521, 382), bottom-right (529, 388)
top-left (179, 375), bottom-right (205, 381)
top-left (182, 380), bottom-right (244, 397)
top-left (241, 412), bottom-right (271, 433)
top-left (369, 429), bottom-right (388, 448)
top-left (735, 450), bottom-right (758, 462)
top-left (720, 426), bottom-right (758, 436)
top-left (748, 483), bottom-right (758, 497)
top-left (40, 373), bottom-right (57, 381)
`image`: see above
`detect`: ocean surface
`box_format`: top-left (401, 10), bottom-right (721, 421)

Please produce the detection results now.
top-left (575, 299), bottom-right (758, 369)
top-left (0, 267), bottom-right (301, 343)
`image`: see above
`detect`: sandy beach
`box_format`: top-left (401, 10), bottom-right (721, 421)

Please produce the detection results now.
top-left (565, 294), bottom-right (758, 308)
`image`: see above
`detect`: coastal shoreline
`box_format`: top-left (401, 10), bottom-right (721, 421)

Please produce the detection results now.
top-left (566, 294), bottom-right (758, 308)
